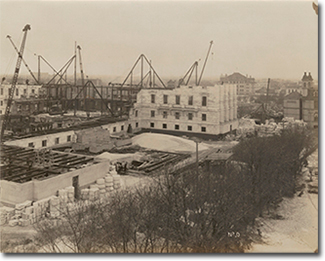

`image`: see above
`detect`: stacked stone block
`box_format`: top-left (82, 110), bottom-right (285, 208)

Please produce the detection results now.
top-left (0, 206), bottom-right (14, 226)
top-left (2, 169), bottom-right (123, 227)
top-left (105, 175), bottom-right (114, 194)
top-left (50, 196), bottom-right (60, 218)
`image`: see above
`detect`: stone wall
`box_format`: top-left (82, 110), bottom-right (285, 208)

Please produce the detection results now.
top-left (129, 84), bottom-right (238, 135)
top-left (0, 161), bottom-right (110, 205)
top-left (4, 130), bottom-right (76, 149)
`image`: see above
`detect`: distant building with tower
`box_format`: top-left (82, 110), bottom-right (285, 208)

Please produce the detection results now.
top-left (283, 72), bottom-right (318, 128)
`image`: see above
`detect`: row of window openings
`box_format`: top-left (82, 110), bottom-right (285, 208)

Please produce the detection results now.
top-left (148, 110), bottom-right (206, 121)
top-left (112, 125), bottom-right (124, 132)
top-left (150, 122), bottom-right (206, 132)
top-left (151, 94), bottom-right (207, 106)
top-left (28, 135), bottom-right (72, 148)
top-left (1, 88), bottom-right (35, 96)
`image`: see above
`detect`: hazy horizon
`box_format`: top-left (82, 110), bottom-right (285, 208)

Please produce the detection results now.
top-left (0, 1), bottom-right (318, 82)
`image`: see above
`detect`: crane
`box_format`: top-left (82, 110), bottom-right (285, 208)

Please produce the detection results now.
top-left (77, 45), bottom-right (88, 115)
top-left (7, 35), bottom-right (39, 84)
top-left (197, 40), bottom-right (213, 85)
top-left (1, 24), bottom-right (31, 141)
top-left (179, 61), bottom-right (198, 86)
top-left (77, 45), bottom-right (85, 87)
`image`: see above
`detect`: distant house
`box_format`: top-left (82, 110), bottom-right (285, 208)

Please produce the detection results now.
top-left (167, 80), bottom-right (177, 88)
top-left (283, 72), bottom-right (318, 128)
top-left (283, 91), bottom-right (303, 120)
top-left (220, 72), bottom-right (255, 102)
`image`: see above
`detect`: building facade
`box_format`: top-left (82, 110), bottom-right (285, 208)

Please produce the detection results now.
top-left (283, 72), bottom-right (318, 127)
top-left (129, 84), bottom-right (238, 138)
top-left (0, 84), bottom-right (44, 115)
top-left (219, 72), bottom-right (256, 102)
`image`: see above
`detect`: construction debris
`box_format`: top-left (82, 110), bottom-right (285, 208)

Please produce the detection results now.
top-left (231, 117), bottom-right (307, 140)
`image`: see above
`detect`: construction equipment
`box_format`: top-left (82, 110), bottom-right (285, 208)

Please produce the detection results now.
top-left (77, 45), bottom-right (87, 115)
top-left (120, 54), bottom-right (166, 89)
top-left (249, 78), bottom-right (283, 123)
top-left (179, 41), bottom-right (213, 86)
top-left (77, 45), bottom-right (85, 87)
top-left (179, 61), bottom-right (198, 86)
top-left (197, 40), bottom-right (213, 85)
top-left (1, 24), bottom-right (31, 141)
top-left (46, 55), bottom-right (75, 85)
top-left (7, 34), bottom-right (39, 84)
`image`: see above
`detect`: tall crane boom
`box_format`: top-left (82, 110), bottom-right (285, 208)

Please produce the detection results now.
top-left (7, 34), bottom-right (39, 84)
top-left (1, 24), bottom-right (31, 141)
top-left (77, 45), bottom-right (87, 115)
top-left (77, 45), bottom-right (84, 86)
top-left (197, 40), bottom-right (213, 85)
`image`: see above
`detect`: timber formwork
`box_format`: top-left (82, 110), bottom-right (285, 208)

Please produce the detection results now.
top-left (0, 145), bottom-right (95, 183)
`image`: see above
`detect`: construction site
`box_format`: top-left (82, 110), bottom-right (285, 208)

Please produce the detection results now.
top-left (0, 0), bottom-right (320, 253)
top-left (0, 23), bottom-right (318, 241)
top-left (0, 24), bottom-right (241, 225)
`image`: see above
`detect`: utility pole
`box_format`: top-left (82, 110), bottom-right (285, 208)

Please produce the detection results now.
top-left (38, 55), bottom-right (41, 83)
top-left (74, 41), bottom-right (77, 86)
top-left (196, 141), bottom-right (199, 177)
top-left (141, 55), bottom-right (143, 88)
top-left (265, 78), bottom-right (270, 111)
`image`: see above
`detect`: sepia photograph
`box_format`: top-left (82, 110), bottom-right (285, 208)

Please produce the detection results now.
top-left (0, 0), bottom-right (319, 254)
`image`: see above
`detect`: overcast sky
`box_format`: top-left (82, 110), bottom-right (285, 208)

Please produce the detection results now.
top-left (0, 0), bottom-right (318, 82)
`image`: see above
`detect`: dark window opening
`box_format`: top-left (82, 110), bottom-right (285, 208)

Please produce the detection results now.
top-left (150, 122), bottom-right (155, 128)
top-left (188, 126), bottom-right (192, 131)
top-left (175, 124), bottom-right (179, 130)
top-left (188, 113), bottom-right (193, 120)
top-left (163, 111), bottom-right (168, 119)
top-left (201, 127), bottom-right (206, 132)
top-left (188, 96), bottom-right (193, 105)
top-left (202, 114), bottom-right (207, 121)
top-left (175, 112), bottom-right (180, 119)
top-left (163, 95), bottom-right (168, 104)
top-left (202, 96), bottom-right (207, 106)
top-left (176, 95), bottom-right (180, 105)
top-left (163, 123), bottom-right (167, 129)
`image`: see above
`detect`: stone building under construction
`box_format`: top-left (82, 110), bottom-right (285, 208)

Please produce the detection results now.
top-left (129, 84), bottom-right (238, 138)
